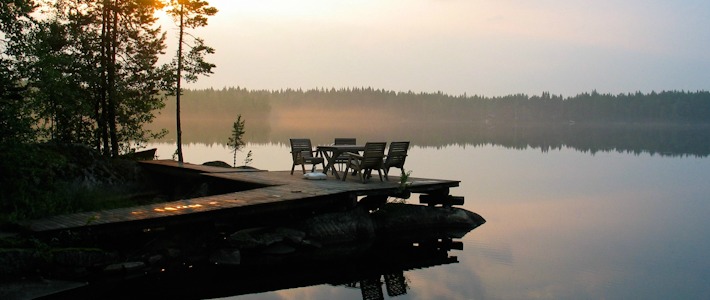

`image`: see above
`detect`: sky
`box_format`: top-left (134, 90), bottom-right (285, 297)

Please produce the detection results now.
top-left (159, 0), bottom-right (710, 97)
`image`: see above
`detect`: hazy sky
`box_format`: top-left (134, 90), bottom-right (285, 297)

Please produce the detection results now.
top-left (160, 0), bottom-right (710, 97)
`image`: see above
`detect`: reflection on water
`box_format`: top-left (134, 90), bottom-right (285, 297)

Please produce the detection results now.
top-left (142, 142), bottom-right (710, 299)
top-left (47, 229), bottom-right (471, 300)
top-left (206, 235), bottom-right (464, 300)
top-left (148, 113), bottom-right (710, 158)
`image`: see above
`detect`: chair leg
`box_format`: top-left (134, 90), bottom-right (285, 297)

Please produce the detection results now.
top-left (377, 170), bottom-right (383, 181)
top-left (342, 165), bottom-right (350, 181)
top-left (291, 164), bottom-right (296, 175)
top-left (301, 164), bottom-right (306, 174)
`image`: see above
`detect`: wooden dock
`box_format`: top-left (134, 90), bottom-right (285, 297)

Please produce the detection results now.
top-left (24, 160), bottom-right (461, 235)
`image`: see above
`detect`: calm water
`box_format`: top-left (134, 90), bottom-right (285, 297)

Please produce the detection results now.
top-left (147, 142), bottom-right (710, 300)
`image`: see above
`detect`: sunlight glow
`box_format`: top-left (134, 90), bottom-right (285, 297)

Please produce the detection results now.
top-left (153, 204), bottom-right (203, 212)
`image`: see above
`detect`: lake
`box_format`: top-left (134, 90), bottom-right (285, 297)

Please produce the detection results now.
top-left (143, 140), bottom-right (710, 300)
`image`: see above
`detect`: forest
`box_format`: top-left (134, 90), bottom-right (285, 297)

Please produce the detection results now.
top-left (0, 0), bottom-right (217, 221)
top-left (0, 0), bottom-right (215, 156)
top-left (147, 88), bottom-right (710, 158)
top-left (165, 87), bottom-right (710, 126)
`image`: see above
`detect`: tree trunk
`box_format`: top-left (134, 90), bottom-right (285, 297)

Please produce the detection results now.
top-left (99, 0), bottom-right (110, 156)
top-left (176, 4), bottom-right (185, 163)
top-left (107, 2), bottom-right (119, 157)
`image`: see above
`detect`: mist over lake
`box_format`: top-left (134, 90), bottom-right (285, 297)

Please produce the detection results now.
top-left (143, 91), bottom-right (710, 299)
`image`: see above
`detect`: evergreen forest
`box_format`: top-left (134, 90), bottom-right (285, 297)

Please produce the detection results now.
top-left (164, 87), bottom-right (710, 126)
top-left (150, 88), bottom-right (710, 157)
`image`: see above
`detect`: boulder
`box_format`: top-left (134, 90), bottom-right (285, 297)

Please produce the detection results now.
top-left (372, 203), bottom-right (486, 238)
top-left (228, 227), bottom-right (306, 250)
top-left (299, 207), bottom-right (375, 245)
top-left (202, 161), bottom-right (232, 168)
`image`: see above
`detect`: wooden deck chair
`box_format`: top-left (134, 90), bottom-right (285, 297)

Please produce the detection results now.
top-left (342, 142), bottom-right (386, 183)
top-left (290, 138), bottom-right (325, 175)
top-left (333, 138), bottom-right (357, 172)
top-left (382, 141), bottom-right (410, 180)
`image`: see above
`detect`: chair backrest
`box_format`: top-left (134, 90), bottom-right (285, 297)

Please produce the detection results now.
top-left (361, 142), bottom-right (387, 169)
top-left (385, 141), bottom-right (410, 168)
top-left (334, 138), bottom-right (356, 145)
top-left (290, 138), bottom-right (314, 160)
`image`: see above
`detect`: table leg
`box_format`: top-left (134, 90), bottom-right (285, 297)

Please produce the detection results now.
top-left (319, 149), bottom-right (340, 179)
top-left (330, 150), bottom-right (344, 180)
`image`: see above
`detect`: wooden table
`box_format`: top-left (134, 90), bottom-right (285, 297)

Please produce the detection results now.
top-left (316, 144), bottom-right (365, 179)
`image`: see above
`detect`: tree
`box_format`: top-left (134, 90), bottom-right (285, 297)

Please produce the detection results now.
top-left (100, 0), bottom-right (167, 156)
top-left (165, 0), bottom-right (217, 163)
top-left (27, 0), bottom-right (168, 156)
top-left (0, 60), bottom-right (34, 145)
top-left (23, 19), bottom-right (96, 144)
top-left (0, 0), bottom-right (37, 145)
top-left (228, 114), bottom-right (246, 167)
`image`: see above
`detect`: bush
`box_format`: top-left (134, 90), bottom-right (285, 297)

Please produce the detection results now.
top-left (0, 143), bottom-right (148, 224)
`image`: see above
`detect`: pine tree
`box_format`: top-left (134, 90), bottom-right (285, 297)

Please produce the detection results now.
top-left (19, 0), bottom-right (168, 155)
top-left (165, 0), bottom-right (218, 163)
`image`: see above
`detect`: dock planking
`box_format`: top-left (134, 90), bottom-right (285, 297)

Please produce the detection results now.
top-left (24, 160), bottom-right (460, 235)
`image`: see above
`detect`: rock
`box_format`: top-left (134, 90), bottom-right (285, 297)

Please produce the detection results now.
top-left (228, 227), bottom-right (306, 250)
top-left (235, 165), bottom-right (259, 170)
top-left (299, 207), bottom-right (375, 245)
top-left (261, 242), bottom-right (297, 255)
top-left (53, 248), bottom-right (116, 267)
top-left (202, 161), bottom-right (232, 168)
top-left (103, 261), bottom-right (145, 275)
top-left (209, 249), bottom-right (241, 265)
top-left (224, 205), bottom-right (482, 251)
top-left (0, 249), bottom-right (46, 279)
top-left (147, 254), bottom-right (162, 265)
top-left (372, 203), bottom-right (486, 237)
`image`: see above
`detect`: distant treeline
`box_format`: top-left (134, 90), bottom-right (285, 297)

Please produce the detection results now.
top-left (148, 88), bottom-right (710, 157)
top-left (162, 87), bottom-right (272, 118)
top-left (162, 87), bottom-right (710, 125)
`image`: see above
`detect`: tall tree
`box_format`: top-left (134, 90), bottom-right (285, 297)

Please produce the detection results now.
top-left (101, 0), bottom-right (167, 156)
top-left (31, 0), bottom-right (169, 156)
top-left (165, 0), bottom-right (217, 163)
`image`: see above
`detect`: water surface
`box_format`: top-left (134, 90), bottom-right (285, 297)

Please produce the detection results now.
top-left (147, 142), bottom-right (710, 299)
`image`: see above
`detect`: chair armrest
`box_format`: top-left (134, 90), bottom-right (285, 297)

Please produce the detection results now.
top-left (291, 149), bottom-right (316, 154)
top-left (292, 150), bottom-right (316, 159)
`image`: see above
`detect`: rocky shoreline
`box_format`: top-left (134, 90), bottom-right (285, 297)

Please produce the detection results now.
top-left (2, 203), bottom-right (484, 277)
top-left (1, 202), bottom-right (484, 299)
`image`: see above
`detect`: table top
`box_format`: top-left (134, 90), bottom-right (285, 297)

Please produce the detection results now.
top-left (316, 144), bottom-right (366, 151)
